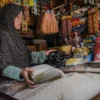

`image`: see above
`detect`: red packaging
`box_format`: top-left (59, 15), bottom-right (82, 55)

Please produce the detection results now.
top-left (94, 37), bottom-right (100, 61)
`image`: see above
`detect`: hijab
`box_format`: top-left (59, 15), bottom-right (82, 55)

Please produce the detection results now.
top-left (0, 4), bottom-right (31, 72)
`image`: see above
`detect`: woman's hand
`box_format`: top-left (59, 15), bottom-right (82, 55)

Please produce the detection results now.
top-left (46, 49), bottom-right (56, 56)
top-left (20, 67), bottom-right (37, 88)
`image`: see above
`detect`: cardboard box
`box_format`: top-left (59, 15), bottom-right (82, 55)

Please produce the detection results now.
top-left (27, 45), bottom-right (36, 51)
top-left (36, 43), bottom-right (48, 51)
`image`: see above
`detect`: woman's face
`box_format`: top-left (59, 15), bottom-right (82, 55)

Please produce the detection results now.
top-left (14, 11), bottom-right (23, 30)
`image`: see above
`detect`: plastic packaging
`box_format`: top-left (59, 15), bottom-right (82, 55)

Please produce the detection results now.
top-left (29, 64), bottom-right (64, 84)
top-left (94, 37), bottom-right (100, 61)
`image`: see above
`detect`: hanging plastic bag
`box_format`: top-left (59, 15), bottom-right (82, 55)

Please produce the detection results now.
top-left (37, 10), bottom-right (59, 34)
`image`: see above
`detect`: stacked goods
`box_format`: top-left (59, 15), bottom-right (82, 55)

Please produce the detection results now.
top-left (88, 6), bottom-right (99, 35)
top-left (21, 6), bottom-right (30, 32)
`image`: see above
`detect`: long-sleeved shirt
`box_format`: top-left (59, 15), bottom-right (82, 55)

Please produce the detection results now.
top-left (2, 51), bottom-right (47, 81)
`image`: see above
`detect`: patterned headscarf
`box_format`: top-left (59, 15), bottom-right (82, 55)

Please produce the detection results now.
top-left (0, 4), bottom-right (31, 72)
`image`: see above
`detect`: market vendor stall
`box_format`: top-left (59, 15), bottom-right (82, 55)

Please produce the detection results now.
top-left (1, 0), bottom-right (100, 100)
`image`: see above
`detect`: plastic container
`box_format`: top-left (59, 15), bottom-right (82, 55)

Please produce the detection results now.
top-left (84, 54), bottom-right (93, 62)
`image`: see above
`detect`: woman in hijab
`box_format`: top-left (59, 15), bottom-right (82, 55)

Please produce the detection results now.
top-left (0, 4), bottom-right (54, 88)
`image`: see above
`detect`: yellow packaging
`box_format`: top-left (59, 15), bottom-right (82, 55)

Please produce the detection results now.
top-left (22, 21), bottom-right (28, 32)
top-left (30, 0), bottom-right (34, 6)
top-left (0, 0), bottom-right (5, 7)
top-left (66, 58), bottom-right (83, 65)
top-left (53, 45), bottom-right (72, 54)
top-left (62, 15), bottom-right (72, 21)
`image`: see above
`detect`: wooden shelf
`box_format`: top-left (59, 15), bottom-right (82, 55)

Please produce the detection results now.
top-left (19, 31), bottom-right (34, 40)
top-left (52, 4), bottom-right (65, 10)
top-left (50, 0), bottom-right (66, 9)
top-left (69, 0), bottom-right (88, 11)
